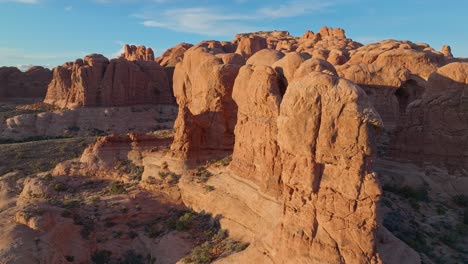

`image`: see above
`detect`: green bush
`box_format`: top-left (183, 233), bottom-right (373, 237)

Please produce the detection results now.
top-left (196, 167), bottom-right (212, 183)
top-left (108, 181), bottom-right (127, 195)
top-left (453, 194), bottom-right (468, 207)
top-left (91, 250), bottom-right (112, 264)
top-left (183, 242), bottom-right (212, 264)
top-left (383, 184), bottom-right (428, 201)
top-left (119, 250), bottom-right (145, 264)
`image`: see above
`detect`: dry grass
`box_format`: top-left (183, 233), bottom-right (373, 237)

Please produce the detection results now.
top-left (0, 137), bottom-right (95, 176)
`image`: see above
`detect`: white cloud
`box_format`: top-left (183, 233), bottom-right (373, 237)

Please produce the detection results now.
top-left (258, 0), bottom-right (332, 19)
top-left (137, 1), bottom-right (334, 36)
top-left (140, 7), bottom-right (258, 36)
top-left (16, 64), bottom-right (52, 71)
top-left (0, 47), bottom-right (90, 68)
top-left (65, 5), bottom-right (72, 11)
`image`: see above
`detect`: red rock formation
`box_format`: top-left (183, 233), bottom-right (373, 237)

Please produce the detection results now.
top-left (169, 46), bottom-right (242, 162)
top-left (120, 44), bottom-right (155, 61)
top-left (0, 66), bottom-right (52, 99)
top-left (274, 72), bottom-right (383, 263)
top-left (392, 62), bottom-right (468, 168)
top-left (230, 64), bottom-right (284, 196)
top-left (441, 45), bottom-right (453, 58)
top-left (346, 40), bottom-right (448, 79)
top-left (234, 35), bottom-right (268, 59)
top-left (44, 52), bottom-right (173, 108)
top-left (245, 49), bottom-right (285, 66)
top-left (337, 64), bottom-right (415, 129)
top-left (156, 43), bottom-right (193, 68)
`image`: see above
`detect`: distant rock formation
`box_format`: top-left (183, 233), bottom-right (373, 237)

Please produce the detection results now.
top-left (44, 47), bottom-right (173, 108)
top-left (119, 44), bottom-right (155, 61)
top-left (0, 66), bottom-right (52, 99)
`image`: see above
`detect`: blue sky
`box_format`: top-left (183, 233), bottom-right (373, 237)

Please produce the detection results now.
top-left (1, 0), bottom-right (467, 70)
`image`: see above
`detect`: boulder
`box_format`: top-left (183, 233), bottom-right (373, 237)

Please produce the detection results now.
top-left (245, 49), bottom-right (285, 66)
top-left (235, 35), bottom-right (268, 59)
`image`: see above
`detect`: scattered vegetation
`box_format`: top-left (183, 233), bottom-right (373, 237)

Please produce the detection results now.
top-left (382, 184), bottom-right (428, 210)
top-left (118, 250), bottom-right (147, 264)
top-left (0, 102), bottom-right (55, 122)
top-left (204, 185), bottom-right (215, 192)
top-left (158, 171), bottom-right (180, 185)
top-left (195, 167), bottom-right (212, 183)
top-left (0, 137), bottom-right (94, 175)
top-left (116, 160), bottom-right (144, 181)
top-left (107, 181), bottom-right (127, 195)
top-left (209, 155), bottom-right (232, 167)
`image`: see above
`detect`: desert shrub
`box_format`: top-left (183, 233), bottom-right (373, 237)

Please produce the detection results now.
top-left (116, 160), bottom-right (144, 181)
top-left (464, 209), bottom-right (468, 225)
top-left (158, 171), bottom-right (180, 185)
top-left (108, 181), bottom-right (127, 195)
top-left (91, 250), bottom-right (112, 264)
top-left (436, 204), bottom-right (447, 215)
top-left (402, 230), bottom-right (431, 254)
top-left (183, 242), bottom-right (212, 264)
top-left (453, 194), bottom-right (468, 207)
top-left (383, 184), bottom-right (428, 201)
top-left (73, 215), bottom-right (95, 239)
top-left (67, 126), bottom-right (80, 132)
top-left (119, 250), bottom-right (145, 264)
top-left (168, 212), bottom-right (193, 231)
top-left (54, 183), bottom-right (67, 192)
top-left (204, 185), bottom-right (215, 192)
top-left (195, 167), bottom-right (212, 183)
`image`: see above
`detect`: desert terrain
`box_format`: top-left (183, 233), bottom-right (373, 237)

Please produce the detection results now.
top-left (0, 27), bottom-right (467, 264)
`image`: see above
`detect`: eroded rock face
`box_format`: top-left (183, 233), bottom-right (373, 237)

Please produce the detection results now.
top-left (245, 49), bottom-right (285, 66)
top-left (156, 43), bottom-right (193, 68)
top-left (170, 46), bottom-right (242, 162)
top-left (337, 64), bottom-right (418, 129)
top-left (392, 62), bottom-right (468, 168)
top-left (120, 44), bottom-right (155, 61)
top-left (235, 35), bottom-right (268, 59)
top-left (0, 66), bottom-right (52, 99)
top-left (346, 40), bottom-right (448, 79)
top-left (44, 52), bottom-right (172, 108)
top-left (274, 72), bottom-right (383, 264)
top-left (230, 64), bottom-right (284, 196)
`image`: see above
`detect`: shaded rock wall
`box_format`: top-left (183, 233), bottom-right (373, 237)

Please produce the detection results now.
top-left (0, 66), bottom-right (52, 99)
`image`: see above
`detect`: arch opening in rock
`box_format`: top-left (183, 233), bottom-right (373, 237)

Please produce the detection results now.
top-left (395, 79), bottom-right (425, 114)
